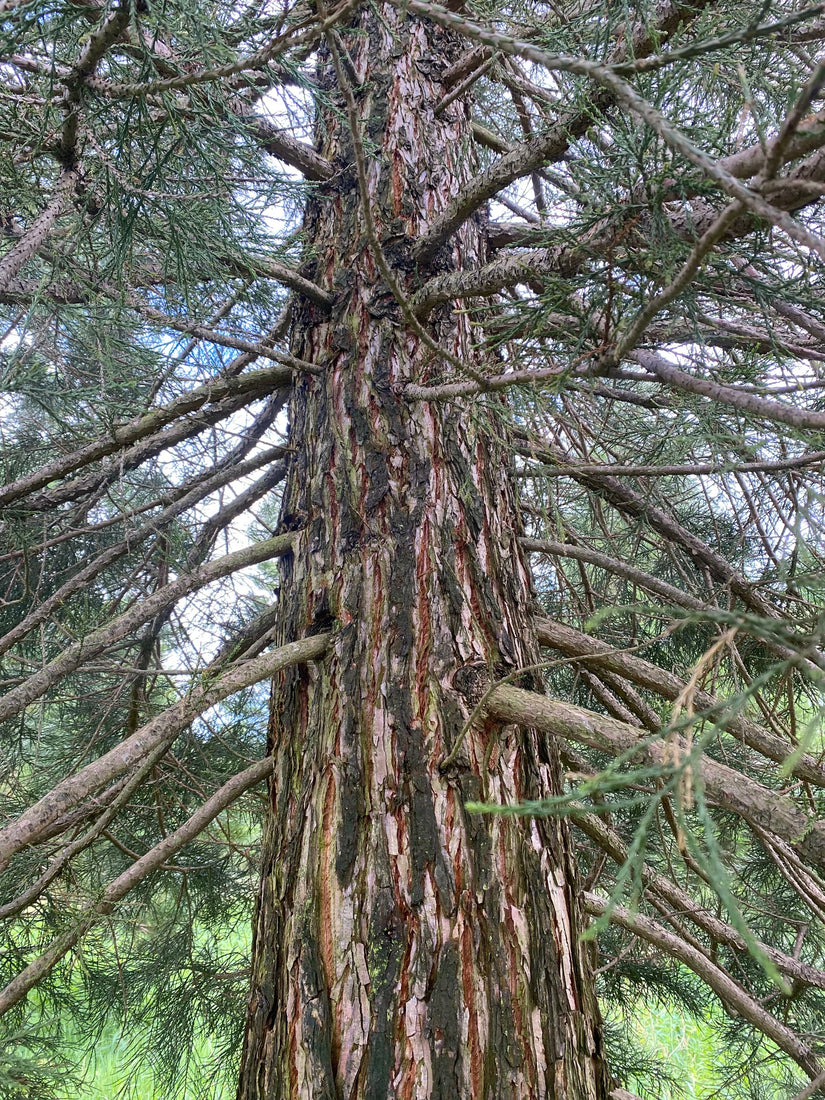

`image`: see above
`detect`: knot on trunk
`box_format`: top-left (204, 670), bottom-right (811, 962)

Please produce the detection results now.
top-left (452, 661), bottom-right (492, 707)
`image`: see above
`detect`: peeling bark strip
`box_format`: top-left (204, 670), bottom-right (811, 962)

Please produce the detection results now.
top-left (237, 8), bottom-right (610, 1099)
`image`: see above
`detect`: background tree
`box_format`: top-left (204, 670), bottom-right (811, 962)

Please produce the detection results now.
top-left (2, 0), bottom-right (825, 1097)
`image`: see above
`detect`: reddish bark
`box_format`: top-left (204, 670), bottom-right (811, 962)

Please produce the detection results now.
top-left (237, 8), bottom-right (610, 1097)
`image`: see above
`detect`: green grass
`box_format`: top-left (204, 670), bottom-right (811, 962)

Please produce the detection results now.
top-left (70, 1005), bottom-right (738, 1100)
top-left (617, 1001), bottom-right (806, 1100)
top-left (70, 1002), bottom-right (801, 1100)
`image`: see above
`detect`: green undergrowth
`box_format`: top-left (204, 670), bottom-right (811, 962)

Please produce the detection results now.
top-left (52, 919), bottom-right (252, 1100)
top-left (620, 1004), bottom-right (723, 1098)
top-left (74, 1002), bottom-right (751, 1100)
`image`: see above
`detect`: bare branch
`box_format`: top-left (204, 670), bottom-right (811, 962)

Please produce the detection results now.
top-left (523, 451), bottom-right (825, 477)
top-left (0, 631), bottom-right (329, 869)
top-left (583, 893), bottom-right (825, 1085)
top-left (18, 387), bottom-right (279, 514)
top-left (534, 617), bottom-right (825, 786)
top-left (244, 114), bottom-right (334, 182)
top-left (409, 0), bottom-right (714, 260)
top-left (633, 349), bottom-right (825, 431)
top-left (522, 536), bottom-right (708, 611)
top-left (0, 755), bottom-right (278, 1016)
top-left (0, 533), bottom-right (298, 729)
top-left (0, 742), bottom-right (170, 922)
top-left (0, 447), bottom-right (287, 659)
top-left (516, 437), bottom-right (785, 621)
top-left (487, 683), bottom-right (825, 875)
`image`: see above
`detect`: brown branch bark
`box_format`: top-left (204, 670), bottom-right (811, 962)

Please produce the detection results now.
top-left (422, 115), bottom-right (825, 317)
top-left (244, 114), bottom-right (335, 181)
top-left (534, 616), bottom-right (825, 786)
top-left (0, 447), bottom-right (287, 659)
top-left (486, 683), bottom-right (825, 875)
top-left (0, 364), bottom-right (291, 511)
top-left (411, 0), bottom-right (715, 261)
top-left (0, 743), bottom-right (169, 921)
top-left (218, 252), bottom-right (334, 308)
top-left (442, 46), bottom-right (491, 88)
top-left (184, 459), bottom-right (287, 568)
top-left (633, 349), bottom-right (825, 431)
top-left (0, 756), bottom-right (279, 1017)
top-left (0, 631), bottom-right (329, 870)
top-left (0, 169), bottom-right (78, 291)
top-left (522, 536), bottom-right (708, 611)
top-left (583, 893), bottom-right (825, 1085)
top-left (422, 128), bottom-right (825, 310)
top-left (575, 809), bottom-right (825, 993)
top-left (522, 451), bottom-right (825, 477)
top-left (18, 387), bottom-right (278, 514)
top-left (0, 532), bottom-right (298, 729)
top-left (411, 247), bottom-right (573, 317)
top-left (516, 437), bottom-right (807, 630)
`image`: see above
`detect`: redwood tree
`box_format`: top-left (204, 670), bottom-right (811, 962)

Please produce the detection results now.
top-left (2, 0), bottom-right (825, 1098)
top-left (234, 11), bottom-right (608, 1097)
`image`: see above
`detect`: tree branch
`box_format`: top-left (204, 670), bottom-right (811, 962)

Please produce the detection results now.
top-left (0, 363), bottom-right (291, 511)
top-left (0, 631), bottom-right (329, 869)
top-left (0, 169), bottom-right (78, 291)
top-left (633, 349), bottom-right (825, 431)
top-left (534, 617), bottom-right (825, 787)
top-left (0, 755), bottom-right (279, 1016)
top-left (486, 683), bottom-right (825, 876)
top-left (576, 808), bottom-right (825, 992)
top-left (409, 0), bottom-right (714, 261)
top-left (0, 532), bottom-right (298, 729)
top-left (516, 437), bottom-right (800, 627)
top-left (244, 114), bottom-right (334, 182)
top-left (584, 893), bottom-right (825, 1085)
top-left (0, 446), bottom-right (287, 660)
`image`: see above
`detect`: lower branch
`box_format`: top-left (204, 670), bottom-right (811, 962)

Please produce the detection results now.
top-left (0, 446), bottom-right (287, 660)
top-left (0, 631), bottom-right (330, 868)
top-left (534, 617), bottom-right (825, 787)
top-left (486, 683), bottom-right (825, 875)
top-left (522, 537), bottom-right (707, 612)
top-left (0, 756), bottom-right (277, 1017)
top-left (0, 363), bottom-right (291, 511)
top-left (0, 532), bottom-right (298, 727)
top-left (575, 809), bottom-right (825, 993)
top-left (584, 893), bottom-right (825, 1087)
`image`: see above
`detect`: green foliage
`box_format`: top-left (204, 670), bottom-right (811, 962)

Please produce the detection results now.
top-left (3, 0), bottom-right (825, 1094)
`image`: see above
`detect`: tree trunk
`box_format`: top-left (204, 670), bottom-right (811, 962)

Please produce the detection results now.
top-left (237, 9), bottom-right (610, 1098)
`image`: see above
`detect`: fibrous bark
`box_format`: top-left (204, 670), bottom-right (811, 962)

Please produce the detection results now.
top-left (237, 8), bottom-right (610, 1098)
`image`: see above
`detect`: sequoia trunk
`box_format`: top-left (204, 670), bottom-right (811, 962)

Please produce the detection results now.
top-left (237, 9), bottom-right (610, 1098)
